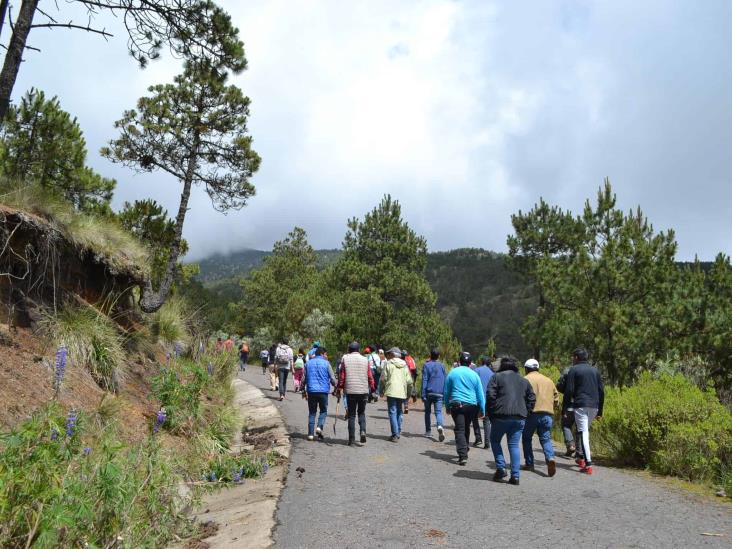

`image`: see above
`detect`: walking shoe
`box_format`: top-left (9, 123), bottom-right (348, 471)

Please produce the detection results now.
top-left (521, 464), bottom-right (534, 471)
top-left (548, 459), bottom-right (557, 477)
top-left (508, 476), bottom-right (520, 486)
top-left (458, 457), bottom-right (467, 466)
top-left (483, 443), bottom-right (490, 449)
top-left (279, 396), bottom-right (284, 401)
top-left (348, 439), bottom-right (355, 446)
top-left (493, 469), bottom-right (507, 482)
top-left (315, 427), bottom-right (323, 440)
top-left (360, 433), bottom-right (367, 443)
top-left (373, 396), bottom-right (379, 402)
top-left (473, 440), bottom-right (483, 448)
top-left (403, 408), bottom-right (409, 415)
top-left (307, 435), bottom-right (314, 441)
top-left (437, 426), bottom-right (445, 442)
top-left (425, 432), bottom-right (432, 438)
top-left (390, 435), bottom-right (399, 442)
top-left (580, 465), bottom-right (593, 475)
top-left (575, 458), bottom-right (586, 468)
top-left (565, 446), bottom-right (576, 457)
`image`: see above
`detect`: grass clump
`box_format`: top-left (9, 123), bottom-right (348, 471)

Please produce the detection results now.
top-left (44, 306), bottom-right (126, 392)
top-left (0, 180), bottom-right (149, 276)
top-left (149, 296), bottom-right (192, 346)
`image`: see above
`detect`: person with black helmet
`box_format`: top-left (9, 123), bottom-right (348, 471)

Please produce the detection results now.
top-left (443, 351), bottom-right (486, 466)
top-left (486, 356), bottom-right (536, 485)
top-left (337, 341), bottom-right (375, 446)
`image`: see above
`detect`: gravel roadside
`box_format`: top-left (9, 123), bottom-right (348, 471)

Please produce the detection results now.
top-left (241, 368), bottom-right (731, 549)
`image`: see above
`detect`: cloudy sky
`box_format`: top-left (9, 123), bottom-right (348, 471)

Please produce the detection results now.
top-left (11, 0), bottom-right (732, 260)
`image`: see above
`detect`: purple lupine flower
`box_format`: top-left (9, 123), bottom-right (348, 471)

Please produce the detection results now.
top-left (83, 447), bottom-right (92, 456)
top-left (198, 341), bottom-right (205, 356)
top-left (166, 352), bottom-right (171, 366)
top-left (174, 342), bottom-right (183, 359)
top-left (262, 461), bottom-right (269, 476)
top-left (208, 472), bottom-right (217, 482)
top-left (153, 407), bottom-right (167, 433)
top-left (207, 363), bottom-right (214, 376)
top-left (50, 428), bottom-right (59, 441)
top-left (232, 471), bottom-right (242, 483)
top-left (53, 345), bottom-right (68, 395)
top-left (65, 410), bottom-right (77, 438)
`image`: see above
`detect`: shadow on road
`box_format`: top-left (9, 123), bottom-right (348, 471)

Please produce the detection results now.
top-left (453, 469), bottom-right (494, 481)
top-left (420, 449), bottom-right (457, 464)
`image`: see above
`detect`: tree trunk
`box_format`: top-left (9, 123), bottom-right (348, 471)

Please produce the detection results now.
top-left (0, 0), bottom-right (39, 122)
top-left (0, 0), bottom-right (10, 40)
top-left (138, 132), bottom-right (200, 313)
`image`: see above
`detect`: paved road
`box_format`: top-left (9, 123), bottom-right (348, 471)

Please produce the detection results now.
top-left (240, 368), bottom-right (731, 549)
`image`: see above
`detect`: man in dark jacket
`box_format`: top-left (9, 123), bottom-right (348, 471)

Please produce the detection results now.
top-left (486, 356), bottom-right (536, 485)
top-left (564, 347), bottom-right (604, 475)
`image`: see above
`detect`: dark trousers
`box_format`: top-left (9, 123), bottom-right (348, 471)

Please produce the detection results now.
top-left (450, 403), bottom-right (479, 459)
top-left (346, 393), bottom-right (368, 441)
top-left (278, 368), bottom-right (289, 397)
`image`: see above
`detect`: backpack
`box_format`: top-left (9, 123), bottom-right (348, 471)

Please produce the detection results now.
top-left (294, 356), bottom-right (304, 370)
top-left (260, 349), bottom-right (269, 360)
top-left (275, 345), bottom-right (291, 365)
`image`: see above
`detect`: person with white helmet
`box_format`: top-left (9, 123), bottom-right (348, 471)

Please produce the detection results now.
top-left (522, 358), bottom-right (560, 477)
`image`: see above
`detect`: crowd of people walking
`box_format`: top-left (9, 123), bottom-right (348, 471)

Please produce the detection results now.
top-left (239, 337), bottom-right (604, 485)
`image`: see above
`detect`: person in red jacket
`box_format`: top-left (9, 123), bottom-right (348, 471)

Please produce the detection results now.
top-left (402, 350), bottom-right (418, 414)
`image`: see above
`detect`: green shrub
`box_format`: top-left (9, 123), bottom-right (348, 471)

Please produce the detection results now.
top-left (152, 360), bottom-right (208, 434)
top-left (45, 306), bottom-right (126, 392)
top-left (594, 373), bottom-right (724, 466)
top-left (651, 413), bottom-right (732, 482)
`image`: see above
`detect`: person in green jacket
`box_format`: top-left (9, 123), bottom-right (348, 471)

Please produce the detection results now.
top-left (378, 347), bottom-right (413, 441)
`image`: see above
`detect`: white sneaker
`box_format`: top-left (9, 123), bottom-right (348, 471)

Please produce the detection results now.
top-left (315, 427), bottom-right (323, 440)
top-left (307, 435), bottom-right (314, 441)
top-left (437, 426), bottom-right (445, 442)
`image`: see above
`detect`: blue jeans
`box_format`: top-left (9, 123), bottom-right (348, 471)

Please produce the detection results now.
top-left (307, 393), bottom-right (329, 436)
top-left (522, 413), bottom-right (555, 466)
top-left (387, 397), bottom-right (405, 437)
top-left (489, 418), bottom-right (525, 478)
top-left (424, 394), bottom-right (444, 433)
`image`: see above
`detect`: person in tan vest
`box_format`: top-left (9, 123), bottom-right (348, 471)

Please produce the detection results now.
top-left (337, 341), bottom-right (375, 445)
top-left (521, 358), bottom-right (560, 477)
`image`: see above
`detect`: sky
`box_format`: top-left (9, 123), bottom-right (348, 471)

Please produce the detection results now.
top-left (10, 0), bottom-right (732, 260)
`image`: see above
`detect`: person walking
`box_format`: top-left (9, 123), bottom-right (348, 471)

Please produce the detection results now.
top-left (402, 350), bottom-right (418, 414)
top-left (302, 346), bottom-right (337, 440)
top-left (472, 357), bottom-right (494, 448)
top-left (293, 349), bottom-right (305, 392)
top-left (366, 346), bottom-right (381, 403)
top-left (260, 348), bottom-right (270, 375)
top-left (421, 348), bottom-right (447, 441)
top-left (564, 347), bottom-right (604, 475)
top-left (522, 358), bottom-right (559, 477)
top-left (556, 366), bottom-right (577, 456)
top-left (274, 338), bottom-right (294, 400)
top-left (337, 341), bottom-right (375, 445)
top-left (379, 347), bottom-right (413, 442)
top-left (487, 356), bottom-right (536, 485)
top-left (443, 351), bottom-right (485, 466)
top-left (239, 340), bottom-right (249, 372)
top-left (268, 343), bottom-right (278, 391)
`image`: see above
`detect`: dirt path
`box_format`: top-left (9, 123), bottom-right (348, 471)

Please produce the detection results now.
top-left (175, 375), bottom-right (290, 548)
top-left (239, 368), bottom-right (731, 548)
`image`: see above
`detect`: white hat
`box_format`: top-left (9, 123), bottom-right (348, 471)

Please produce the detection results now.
top-left (524, 358), bottom-right (540, 370)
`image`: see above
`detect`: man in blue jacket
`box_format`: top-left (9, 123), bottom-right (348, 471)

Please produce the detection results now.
top-left (421, 348), bottom-right (447, 441)
top-left (302, 346), bottom-right (337, 441)
top-left (443, 351), bottom-right (486, 466)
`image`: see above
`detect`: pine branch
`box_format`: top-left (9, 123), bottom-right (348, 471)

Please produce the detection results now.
top-left (29, 21), bottom-right (113, 39)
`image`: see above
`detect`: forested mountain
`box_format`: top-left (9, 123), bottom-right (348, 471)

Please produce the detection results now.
top-left (193, 247), bottom-right (537, 358)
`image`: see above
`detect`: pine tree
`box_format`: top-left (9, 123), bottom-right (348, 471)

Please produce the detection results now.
top-left (102, 60), bottom-right (260, 313)
top-left (0, 88), bottom-right (115, 212)
top-left (330, 195), bottom-right (457, 357)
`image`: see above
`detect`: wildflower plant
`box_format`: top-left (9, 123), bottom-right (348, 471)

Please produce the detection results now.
top-left (53, 345), bottom-right (68, 398)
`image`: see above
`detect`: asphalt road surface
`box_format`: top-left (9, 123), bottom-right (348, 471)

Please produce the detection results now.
top-left (240, 368), bottom-right (731, 549)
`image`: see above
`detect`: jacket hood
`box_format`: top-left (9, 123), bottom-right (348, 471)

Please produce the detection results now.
top-left (389, 358), bottom-right (407, 368)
